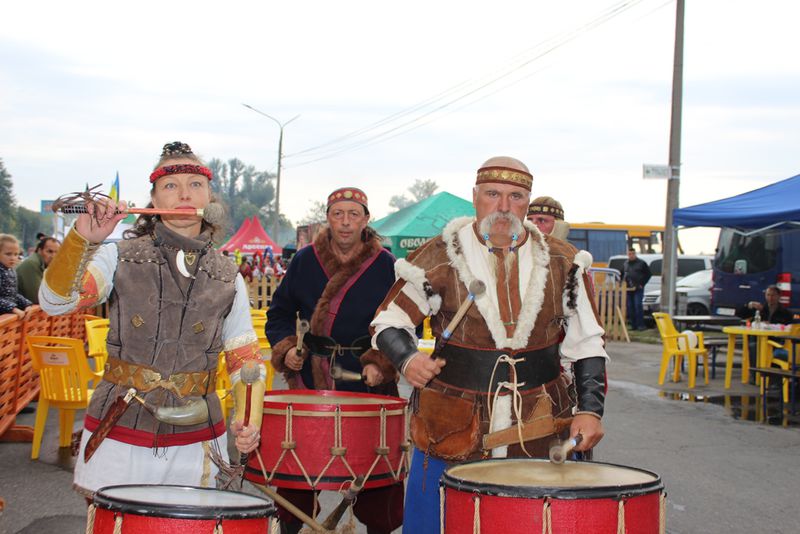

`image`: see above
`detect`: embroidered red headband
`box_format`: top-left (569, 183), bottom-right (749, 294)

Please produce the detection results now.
top-left (327, 187), bottom-right (369, 212)
top-left (149, 164), bottom-right (214, 184)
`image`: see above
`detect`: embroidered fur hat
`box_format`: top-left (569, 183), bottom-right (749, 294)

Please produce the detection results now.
top-left (528, 196), bottom-right (564, 220)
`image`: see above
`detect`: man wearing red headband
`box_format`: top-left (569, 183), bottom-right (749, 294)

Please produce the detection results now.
top-left (266, 187), bottom-right (403, 533)
top-left (40, 142), bottom-right (265, 499)
top-left (368, 156), bottom-right (608, 533)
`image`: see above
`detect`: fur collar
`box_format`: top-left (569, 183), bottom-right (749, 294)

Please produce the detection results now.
top-left (309, 228), bottom-right (383, 335)
top-left (442, 217), bottom-right (550, 350)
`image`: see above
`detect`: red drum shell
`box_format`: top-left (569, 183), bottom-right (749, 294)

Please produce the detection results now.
top-left (91, 485), bottom-right (275, 533)
top-left (442, 459), bottom-right (664, 534)
top-left (246, 390), bottom-right (408, 490)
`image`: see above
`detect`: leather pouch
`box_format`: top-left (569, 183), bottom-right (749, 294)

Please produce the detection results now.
top-left (410, 387), bottom-right (480, 461)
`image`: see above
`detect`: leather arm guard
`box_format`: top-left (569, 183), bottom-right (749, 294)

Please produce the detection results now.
top-left (573, 357), bottom-right (606, 418)
top-left (376, 327), bottom-right (419, 370)
top-left (42, 228), bottom-right (99, 299)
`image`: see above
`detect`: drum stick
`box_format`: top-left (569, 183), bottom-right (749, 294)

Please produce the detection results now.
top-left (430, 280), bottom-right (486, 360)
top-left (549, 434), bottom-right (583, 464)
top-left (249, 456), bottom-right (326, 532)
top-left (239, 361), bottom-right (261, 466)
top-left (331, 365), bottom-right (364, 382)
top-left (321, 476), bottom-right (366, 531)
top-left (295, 315), bottom-right (310, 356)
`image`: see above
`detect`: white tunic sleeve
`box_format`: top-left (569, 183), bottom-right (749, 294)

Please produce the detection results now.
top-left (559, 271), bottom-right (609, 363)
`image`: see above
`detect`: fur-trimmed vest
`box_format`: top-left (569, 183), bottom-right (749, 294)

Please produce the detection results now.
top-left (87, 228), bottom-right (238, 438)
top-left (400, 217), bottom-right (581, 352)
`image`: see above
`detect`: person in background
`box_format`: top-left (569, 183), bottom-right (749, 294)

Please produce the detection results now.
top-left (527, 196), bottom-right (570, 240)
top-left (622, 248), bottom-right (651, 331)
top-left (0, 234), bottom-right (33, 318)
top-left (39, 141), bottom-right (265, 499)
top-left (16, 236), bottom-right (60, 304)
top-left (737, 285), bottom-right (793, 325)
top-left (239, 257), bottom-right (254, 283)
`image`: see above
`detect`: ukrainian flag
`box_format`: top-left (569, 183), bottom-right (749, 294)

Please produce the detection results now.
top-left (109, 171), bottom-right (120, 201)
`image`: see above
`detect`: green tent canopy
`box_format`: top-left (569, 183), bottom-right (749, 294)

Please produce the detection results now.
top-left (371, 191), bottom-right (475, 258)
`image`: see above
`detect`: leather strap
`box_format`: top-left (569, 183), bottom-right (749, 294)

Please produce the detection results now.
top-left (435, 344), bottom-right (561, 392)
top-left (104, 357), bottom-right (216, 398)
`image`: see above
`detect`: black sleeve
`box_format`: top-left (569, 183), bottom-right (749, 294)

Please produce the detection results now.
top-left (573, 357), bottom-right (606, 418)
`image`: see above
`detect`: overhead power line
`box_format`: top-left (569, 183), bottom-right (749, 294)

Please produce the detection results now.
top-left (285, 0), bottom-right (657, 168)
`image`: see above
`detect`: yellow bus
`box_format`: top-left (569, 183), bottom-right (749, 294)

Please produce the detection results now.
top-left (566, 223), bottom-right (664, 266)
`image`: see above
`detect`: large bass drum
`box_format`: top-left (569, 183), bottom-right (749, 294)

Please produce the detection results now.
top-left (246, 390), bottom-right (408, 490)
top-left (89, 485), bottom-right (275, 533)
top-left (441, 459), bottom-right (665, 534)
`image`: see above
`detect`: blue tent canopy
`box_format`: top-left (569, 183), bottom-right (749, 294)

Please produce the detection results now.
top-left (673, 174), bottom-right (800, 230)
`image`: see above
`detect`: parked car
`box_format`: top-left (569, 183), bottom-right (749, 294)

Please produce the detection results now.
top-left (711, 227), bottom-right (800, 318)
top-left (607, 253), bottom-right (713, 294)
top-left (643, 269), bottom-right (713, 316)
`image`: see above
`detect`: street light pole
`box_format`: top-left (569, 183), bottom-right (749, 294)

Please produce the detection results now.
top-left (242, 104), bottom-right (300, 243)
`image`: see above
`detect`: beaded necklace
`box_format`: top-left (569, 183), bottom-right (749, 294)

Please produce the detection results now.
top-left (482, 232), bottom-right (519, 253)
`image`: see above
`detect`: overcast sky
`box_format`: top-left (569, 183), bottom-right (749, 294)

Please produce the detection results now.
top-left (2, 0), bottom-right (798, 253)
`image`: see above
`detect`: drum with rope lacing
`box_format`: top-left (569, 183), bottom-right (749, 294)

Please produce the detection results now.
top-left (245, 390), bottom-right (409, 491)
top-left (441, 458), bottom-right (666, 534)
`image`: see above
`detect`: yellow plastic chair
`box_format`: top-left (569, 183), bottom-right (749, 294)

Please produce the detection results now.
top-left (85, 318), bottom-right (110, 379)
top-left (653, 312), bottom-right (710, 389)
top-left (250, 308), bottom-right (267, 320)
top-left (251, 315), bottom-right (275, 391)
top-left (26, 335), bottom-right (102, 459)
top-left (763, 324), bottom-right (800, 403)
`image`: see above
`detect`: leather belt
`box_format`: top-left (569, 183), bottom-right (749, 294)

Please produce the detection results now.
top-left (303, 333), bottom-right (372, 359)
top-left (103, 357), bottom-right (216, 398)
top-left (435, 344), bottom-right (561, 392)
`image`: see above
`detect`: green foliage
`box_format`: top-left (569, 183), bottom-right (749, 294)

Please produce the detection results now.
top-left (0, 159), bottom-right (17, 234)
top-left (0, 159), bottom-right (51, 250)
top-left (208, 157), bottom-right (294, 243)
top-left (299, 200), bottom-right (327, 225)
top-left (389, 179), bottom-right (439, 212)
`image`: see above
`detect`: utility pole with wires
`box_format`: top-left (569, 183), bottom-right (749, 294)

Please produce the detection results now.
top-left (662, 0), bottom-right (685, 315)
top-left (242, 104), bottom-right (300, 243)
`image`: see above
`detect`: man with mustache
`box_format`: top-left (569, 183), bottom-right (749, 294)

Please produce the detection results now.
top-left (362, 156), bottom-right (608, 533)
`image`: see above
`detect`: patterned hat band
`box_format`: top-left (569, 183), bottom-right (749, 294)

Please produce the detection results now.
top-left (475, 166), bottom-right (533, 191)
top-left (327, 187), bottom-right (369, 211)
top-left (149, 164), bottom-right (213, 183)
top-left (528, 203), bottom-right (564, 220)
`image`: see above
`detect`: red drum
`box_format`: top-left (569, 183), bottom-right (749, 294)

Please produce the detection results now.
top-left (442, 459), bottom-right (665, 534)
top-left (246, 390), bottom-right (408, 490)
top-left (89, 485), bottom-right (275, 533)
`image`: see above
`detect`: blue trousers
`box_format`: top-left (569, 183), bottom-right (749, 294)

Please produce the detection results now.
top-left (627, 287), bottom-right (644, 329)
top-left (404, 448), bottom-right (449, 534)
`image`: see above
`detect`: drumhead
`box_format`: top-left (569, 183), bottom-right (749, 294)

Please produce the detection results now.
top-left (442, 459), bottom-right (663, 500)
top-left (264, 390), bottom-right (406, 408)
top-left (93, 485), bottom-right (275, 519)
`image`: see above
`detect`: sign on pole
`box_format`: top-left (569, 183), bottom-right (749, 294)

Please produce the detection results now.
top-left (642, 164), bottom-right (670, 179)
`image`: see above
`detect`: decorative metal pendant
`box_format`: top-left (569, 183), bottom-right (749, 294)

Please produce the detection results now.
top-left (175, 250), bottom-right (192, 278)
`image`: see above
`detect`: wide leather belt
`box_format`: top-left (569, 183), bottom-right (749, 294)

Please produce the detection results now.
top-left (435, 344), bottom-right (561, 392)
top-left (304, 333), bottom-right (372, 359)
top-left (104, 357), bottom-right (216, 398)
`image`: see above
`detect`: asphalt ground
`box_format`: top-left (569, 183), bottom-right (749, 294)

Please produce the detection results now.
top-left (1, 338), bottom-right (798, 533)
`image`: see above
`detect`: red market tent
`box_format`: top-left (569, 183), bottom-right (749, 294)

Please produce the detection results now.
top-left (220, 216), bottom-right (282, 254)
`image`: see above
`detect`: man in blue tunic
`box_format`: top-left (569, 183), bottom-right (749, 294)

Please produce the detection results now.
top-left (266, 186), bottom-right (403, 534)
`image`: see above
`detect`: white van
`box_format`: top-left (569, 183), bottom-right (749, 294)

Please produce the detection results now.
top-left (607, 253), bottom-right (713, 294)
